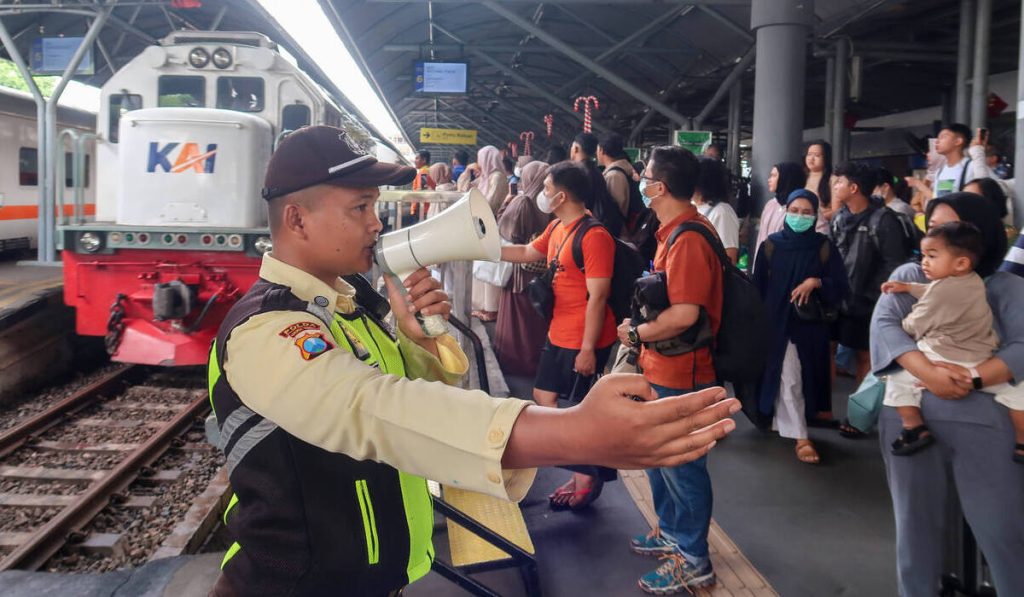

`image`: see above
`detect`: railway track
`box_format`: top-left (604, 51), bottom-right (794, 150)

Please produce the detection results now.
top-left (0, 366), bottom-right (221, 572)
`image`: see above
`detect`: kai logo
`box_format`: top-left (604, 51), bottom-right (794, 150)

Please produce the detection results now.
top-left (147, 142), bottom-right (217, 173)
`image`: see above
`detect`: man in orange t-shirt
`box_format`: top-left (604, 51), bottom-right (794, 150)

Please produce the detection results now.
top-left (616, 146), bottom-right (724, 594)
top-left (502, 160), bottom-right (618, 509)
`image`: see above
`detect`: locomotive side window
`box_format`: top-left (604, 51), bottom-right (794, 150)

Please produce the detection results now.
top-left (282, 104), bottom-right (310, 131)
top-left (158, 76), bottom-right (206, 108)
top-left (18, 148), bottom-right (38, 186)
top-left (217, 77), bottom-right (264, 112)
top-left (108, 94), bottom-right (142, 143)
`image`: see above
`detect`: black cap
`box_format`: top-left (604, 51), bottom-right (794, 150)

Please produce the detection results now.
top-left (262, 125), bottom-right (416, 200)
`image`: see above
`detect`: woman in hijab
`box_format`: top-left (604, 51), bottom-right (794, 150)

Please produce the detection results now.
top-left (871, 192), bottom-right (1024, 596)
top-left (754, 162), bottom-right (807, 263)
top-left (424, 163), bottom-right (457, 220)
top-left (470, 146), bottom-right (510, 321)
top-left (753, 189), bottom-right (849, 464)
top-left (804, 140), bottom-right (834, 220)
top-left (493, 161), bottom-right (552, 376)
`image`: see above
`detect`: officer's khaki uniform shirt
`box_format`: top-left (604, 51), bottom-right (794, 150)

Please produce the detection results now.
top-left (223, 254), bottom-right (536, 500)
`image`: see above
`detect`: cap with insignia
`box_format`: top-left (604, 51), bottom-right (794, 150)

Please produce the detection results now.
top-left (262, 125), bottom-right (416, 200)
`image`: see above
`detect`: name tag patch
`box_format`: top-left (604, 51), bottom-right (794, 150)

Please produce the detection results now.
top-left (280, 321), bottom-right (322, 338)
top-left (295, 332), bottom-right (334, 360)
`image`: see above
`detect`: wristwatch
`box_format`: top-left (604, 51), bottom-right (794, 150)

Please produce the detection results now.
top-left (627, 325), bottom-right (641, 347)
top-left (969, 367), bottom-right (983, 390)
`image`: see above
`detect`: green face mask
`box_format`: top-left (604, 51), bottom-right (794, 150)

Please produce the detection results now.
top-left (785, 213), bottom-right (816, 233)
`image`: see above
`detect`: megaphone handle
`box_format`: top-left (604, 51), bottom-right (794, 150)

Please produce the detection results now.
top-left (385, 273), bottom-right (449, 338)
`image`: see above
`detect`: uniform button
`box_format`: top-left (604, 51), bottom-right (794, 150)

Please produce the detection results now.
top-left (487, 429), bottom-right (504, 444)
top-left (314, 296), bottom-right (329, 307)
top-left (487, 472), bottom-right (502, 484)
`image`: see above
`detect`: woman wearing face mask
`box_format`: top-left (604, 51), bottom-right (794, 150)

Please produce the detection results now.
top-left (493, 161), bottom-right (552, 377)
top-left (754, 163), bottom-right (808, 266)
top-left (753, 189), bottom-right (850, 464)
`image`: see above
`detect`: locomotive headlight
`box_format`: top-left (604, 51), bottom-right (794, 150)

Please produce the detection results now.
top-left (254, 236), bottom-right (273, 255)
top-left (212, 47), bottom-right (233, 69)
top-left (188, 47), bottom-right (210, 68)
top-left (79, 232), bottom-right (102, 253)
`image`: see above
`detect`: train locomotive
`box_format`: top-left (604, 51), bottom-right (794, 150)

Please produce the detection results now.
top-left (58, 31), bottom-right (378, 366)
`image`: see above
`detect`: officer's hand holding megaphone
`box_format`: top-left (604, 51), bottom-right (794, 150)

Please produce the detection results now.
top-left (383, 269), bottom-right (451, 347)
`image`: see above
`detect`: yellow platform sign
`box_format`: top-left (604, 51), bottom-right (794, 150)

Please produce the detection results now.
top-left (420, 127), bottom-right (477, 145)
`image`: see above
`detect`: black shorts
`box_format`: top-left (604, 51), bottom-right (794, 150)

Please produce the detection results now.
top-left (832, 313), bottom-right (871, 352)
top-left (534, 340), bottom-right (613, 399)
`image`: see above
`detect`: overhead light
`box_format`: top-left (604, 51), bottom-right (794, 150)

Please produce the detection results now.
top-left (212, 47), bottom-right (233, 69)
top-left (188, 47), bottom-right (210, 68)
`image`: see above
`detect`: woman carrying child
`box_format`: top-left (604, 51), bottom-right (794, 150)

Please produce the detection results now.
top-left (753, 189), bottom-right (849, 464)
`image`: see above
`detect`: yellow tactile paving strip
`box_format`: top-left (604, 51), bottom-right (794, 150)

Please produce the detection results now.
top-left (619, 470), bottom-right (779, 597)
top-left (443, 485), bottom-right (535, 568)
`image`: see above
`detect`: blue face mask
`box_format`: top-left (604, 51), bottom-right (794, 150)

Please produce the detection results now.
top-left (639, 178), bottom-right (657, 207)
top-left (785, 213), bottom-right (816, 233)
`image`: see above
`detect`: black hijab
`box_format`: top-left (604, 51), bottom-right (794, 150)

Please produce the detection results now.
top-left (926, 192), bottom-right (1007, 278)
top-left (774, 162), bottom-right (807, 206)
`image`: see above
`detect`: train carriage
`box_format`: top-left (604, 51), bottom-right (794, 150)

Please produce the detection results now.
top-left (58, 31), bottom-right (377, 366)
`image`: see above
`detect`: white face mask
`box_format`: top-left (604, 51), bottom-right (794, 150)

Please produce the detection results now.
top-left (513, 167), bottom-right (523, 178)
top-left (537, 190), bottom-right (563, 214)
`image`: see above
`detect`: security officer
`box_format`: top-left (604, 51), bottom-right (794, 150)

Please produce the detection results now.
top-left (208, 125), bottom-right (741, 596)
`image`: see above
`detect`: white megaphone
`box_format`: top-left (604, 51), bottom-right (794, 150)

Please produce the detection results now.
top-left (375, 188), bottom-right (501, 336)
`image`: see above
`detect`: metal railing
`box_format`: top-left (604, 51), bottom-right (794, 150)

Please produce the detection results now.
top-left (55, 128), bottom-right (96, 226)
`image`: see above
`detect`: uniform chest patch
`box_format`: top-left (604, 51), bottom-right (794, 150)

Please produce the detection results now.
top-left (294, 332), bottom-right (334, 360)
top-left (279, 321), bottom-right (321, 338)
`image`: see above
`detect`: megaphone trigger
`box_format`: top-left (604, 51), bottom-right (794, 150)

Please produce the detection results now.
top-left (383, 272), bottom-right (449, 338)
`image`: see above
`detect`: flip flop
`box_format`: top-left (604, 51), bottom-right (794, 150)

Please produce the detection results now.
top-left (838, 419), bottom-right (868, 439)
top-left (795, 441), bottom-right (820, 464)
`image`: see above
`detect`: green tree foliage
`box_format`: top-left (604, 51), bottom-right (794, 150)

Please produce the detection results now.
top-left (0, 59), bottom-right (57, 97)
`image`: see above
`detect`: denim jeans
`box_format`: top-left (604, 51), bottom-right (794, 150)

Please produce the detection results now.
top-left (646, 383), bottom-right (716, 568)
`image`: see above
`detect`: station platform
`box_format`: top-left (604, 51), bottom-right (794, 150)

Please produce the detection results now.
top-left (0, 258), bottom-right (64, 333)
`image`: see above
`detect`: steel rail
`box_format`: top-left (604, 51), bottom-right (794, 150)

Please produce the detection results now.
top-left (0, 365), bottom-right (134, 458)
top-left (0, 390), bottom-right (210, 571)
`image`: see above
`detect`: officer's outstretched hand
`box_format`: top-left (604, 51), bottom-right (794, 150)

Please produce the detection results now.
top-left (383, 268), bottom-right (452, 343)
top-left (503, 374), bottom-right (739, 470)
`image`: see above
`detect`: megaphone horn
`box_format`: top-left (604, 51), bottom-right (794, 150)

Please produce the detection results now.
top-left (375, 188), bottom-right (501, 336)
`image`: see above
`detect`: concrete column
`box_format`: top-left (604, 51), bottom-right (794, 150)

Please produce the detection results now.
top-left (823, 55), bottom-right (835, 147)
top-left (750, 0), bottom-right (815, 211)
top-left (955, 0), bottom-right (974, 124)
top-left (728, 80), bottom-right (742, 176)
top-left (832, 38), bottom-right (850, 164)
top-left (970, 0), bottom-right (992, 130)
top-left (1014, 0), bottom-right (1024, 229)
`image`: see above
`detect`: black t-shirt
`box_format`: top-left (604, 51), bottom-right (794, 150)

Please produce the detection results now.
top-left (830, 203), bottom-right (910, 317)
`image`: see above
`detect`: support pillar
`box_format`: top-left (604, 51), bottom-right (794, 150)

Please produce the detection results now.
top-left (727, 80), bottom-right (742, 176)
top-left (1014, 0), bottom-right (1024, 229)
top-left (970, 0), bottom-right (992, 130)
top-left (823, 55), bottom-right (835, 147)
top-left (955, 0), bottom-right (974, 124)
top-left (832, 38), bottom-right (850, 164)
top-left (750, 0), bottom-right (814, 210)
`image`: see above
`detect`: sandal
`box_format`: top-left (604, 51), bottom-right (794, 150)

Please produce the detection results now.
top-left (838, 419), bottom-right (868, 439)
top-left (549, 476), bottom-right (604, 511)
top-left (795, 440), bottom-right (820, 464)
top-left (891, 424), bottom-right (935, 456)
top-left (1014, 443), bottom-right (1024, 464)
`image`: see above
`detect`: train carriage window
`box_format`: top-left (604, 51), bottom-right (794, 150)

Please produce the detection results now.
top-left (64, 153), bottom-right (91, 187)
top-left (158, 76), bottom-right (206, 108)
top-left (216, 77), bottom-right (264, 112)
top-left (282, 104), bottom-right (310, 131)
top-left (18, 148), bottom-right (37, 186)
top-left (108, 94), bottom-right (142, 143)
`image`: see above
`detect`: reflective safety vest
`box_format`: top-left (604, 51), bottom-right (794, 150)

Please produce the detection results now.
top-left (208, 279), bottom-right (434, 596)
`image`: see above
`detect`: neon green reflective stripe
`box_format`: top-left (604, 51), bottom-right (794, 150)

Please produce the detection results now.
top-left (355, 480), bottom-right (380, 565)
top-left (223, 493), bottom-right (239, 525)
top-left (207, 342), bottom-right (220, 417)
top-left (221, 541), bottom-right (241, 569)
top-left (398, 471), bottom-right (434, 583)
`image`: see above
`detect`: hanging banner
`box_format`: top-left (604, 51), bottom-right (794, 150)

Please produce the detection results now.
top-left (673, 131), bottom-right (713, 155)
top-left (30, 37), bottom-right (94, 76)
top-left (419, 127), bottom-right (477, 145)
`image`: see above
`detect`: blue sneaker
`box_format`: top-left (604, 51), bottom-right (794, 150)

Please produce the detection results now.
top-left (638, 553), bottom-right (716, 595)
top-left (629, 529), bottom-right (678, 556)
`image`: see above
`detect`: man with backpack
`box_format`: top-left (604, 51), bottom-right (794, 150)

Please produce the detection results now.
top-left (830, 161), bottom-right (913, 386)
top-left (598, 133), bottom-right (642, 221)
top-left (616, 146), bottom-right (724, 594)
top-left (501, 160), bottom-right (619, 510)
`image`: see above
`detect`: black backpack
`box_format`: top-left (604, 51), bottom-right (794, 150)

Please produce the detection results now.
top-left (666, 221), bottom-right (767, 383)
top-left (571, 216), bottom-right (646, 322)
top-left (868, 204), bottom-right (921, 258)
top-left (585, 165), bottom-right (625, 238)
top-left (606, 165), bottom-right (648, 232)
